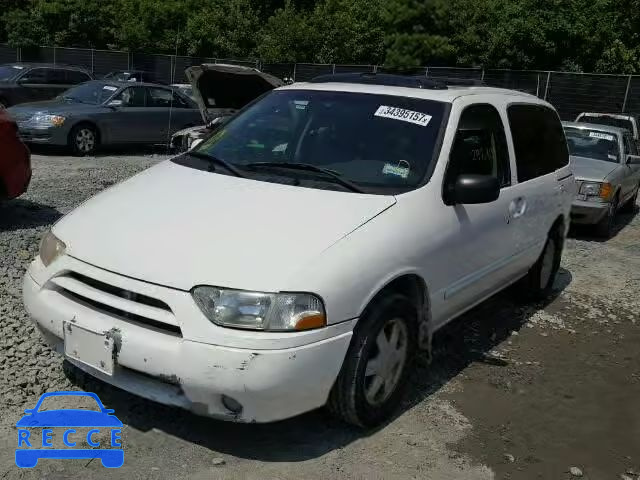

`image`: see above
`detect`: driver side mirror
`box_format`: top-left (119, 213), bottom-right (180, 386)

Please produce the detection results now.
top-left (626, 154), bottom-right (640, 165)
top-left (107, 99), bottom-right (123, 108)
top-left (448, 174), bottom-right (500, 205)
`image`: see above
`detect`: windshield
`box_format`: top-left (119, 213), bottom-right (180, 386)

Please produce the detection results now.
top-left (190, 89), bottom-right (447, 193)
top-left (0, 65), bottom-right (24, 81)
top-left (61, 81), bottom-right (119, 104)
top-left (577, 115), bottom-right (634, 135)
top-left (564, 127), bottom-right (620, 163)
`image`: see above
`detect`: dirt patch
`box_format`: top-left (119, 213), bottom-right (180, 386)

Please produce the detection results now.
top-left (448, 209), bottom-right (640, 480)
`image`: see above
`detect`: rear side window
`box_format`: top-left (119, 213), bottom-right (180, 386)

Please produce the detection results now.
top-left (46, 69), bottom-right (68, 85)
top-left (508, 104), bottom-right (569, 182)
top-left (65, 70), bottom-right (91, 85)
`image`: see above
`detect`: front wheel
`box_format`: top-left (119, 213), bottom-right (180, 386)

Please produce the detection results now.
top-left (69, 124), bottom-right (98, 156)
top-left (327, 293), bottom-right (417, 427)
top-left (595, 198), bottom-right (618, 237)
top-left (620, 186), bottom-right (639, 214)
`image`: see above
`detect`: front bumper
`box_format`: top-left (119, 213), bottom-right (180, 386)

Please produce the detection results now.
top-left (18, 125), bottom-right (68, 145)
top-left (570, 199), bottom-right (609, 225)
top-left (23, 256), bottom-right (354, 423)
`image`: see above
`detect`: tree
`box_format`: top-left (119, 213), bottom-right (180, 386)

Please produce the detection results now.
top-left (183, 0), bottom-right (261, 58)
top-left (257, 1), bottom-right (314, 62)
top-left (381, 0), bottom-right (456, 68)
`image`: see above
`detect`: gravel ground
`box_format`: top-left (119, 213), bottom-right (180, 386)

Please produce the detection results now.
top-left (0, 153), bottom-right (638, 479)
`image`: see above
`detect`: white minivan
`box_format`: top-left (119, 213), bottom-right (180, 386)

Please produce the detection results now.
top-left (24, 74), bottom-right (574, 427)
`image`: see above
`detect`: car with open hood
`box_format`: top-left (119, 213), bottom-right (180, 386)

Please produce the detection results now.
top-left (563, 121), bottom-right (640, 236)
top-left (8, 80), bottom-right (201, 155)
top-left (24, 73), bottom-right (574, 427)
top-left (170, 63), bottom-right (283, 152)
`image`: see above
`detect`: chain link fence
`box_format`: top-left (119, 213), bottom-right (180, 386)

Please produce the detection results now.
top-left (2, 44), bottom-right (640, 120)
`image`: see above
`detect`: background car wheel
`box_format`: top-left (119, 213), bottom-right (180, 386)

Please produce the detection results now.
top-left (515, 224), bottom-right (563, 301)
top-left (620, 186), bottom-right (639, 214)
top-left (327, 293), bottom-right (417, 427)
top-left (0, 98), bottom-right (7, 109)
top-left (69, 124), bottom-right (98, 156)
top-left (595, 197), bottom-right (618, 237)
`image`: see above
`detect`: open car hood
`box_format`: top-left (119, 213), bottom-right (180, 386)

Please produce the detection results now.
top-left (185, 64), bottom-right (284, 125)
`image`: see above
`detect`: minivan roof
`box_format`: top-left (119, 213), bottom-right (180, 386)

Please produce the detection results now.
top-left (278, 81), bottom-right (543, 104)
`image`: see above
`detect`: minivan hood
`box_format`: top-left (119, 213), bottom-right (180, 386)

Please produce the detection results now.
top-left (185, 63), bottom-right (283, 124)
top-left (570, 155), bottom-right (619, 181)
top-left (54, 161), bottom-right (395, 291)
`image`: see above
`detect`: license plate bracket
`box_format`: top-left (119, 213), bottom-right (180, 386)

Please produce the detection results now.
top-left (63, 322), bottom-right (115, 376)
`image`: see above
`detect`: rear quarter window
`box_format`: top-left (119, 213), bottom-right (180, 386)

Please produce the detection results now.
top-left (65, 70), bottom-right (92, 85)
top-left (507, 104), bottom-right (569, 182)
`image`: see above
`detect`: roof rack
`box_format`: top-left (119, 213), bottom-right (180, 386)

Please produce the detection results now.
top-left (310, 73), bottom-right (447, 90)
top-left (427, 76), bottom-right (486, 87)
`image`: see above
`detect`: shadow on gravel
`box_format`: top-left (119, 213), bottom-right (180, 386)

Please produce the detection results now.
top-left (569, 204), bottom-right (638, 241)
top-left (402, 267), bottom-right (572, 410)
top-left (0, 198), bottom-right (62, 231)
top-left (29, 143), bottom-right (173, 158)
top-left (62, 268), bottom-right (572, 463)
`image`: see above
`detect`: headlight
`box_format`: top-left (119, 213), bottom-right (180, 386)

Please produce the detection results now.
top-left (579, 181), bottom-right (613, 200)
top-left (579, 182), bottom-right (601, 196)
top-left (192, 286), bottom-right (326, 331)
top-left (31, 114), bottom-right (65, 127)
top-left (39, 231), bottom-right (66, 267)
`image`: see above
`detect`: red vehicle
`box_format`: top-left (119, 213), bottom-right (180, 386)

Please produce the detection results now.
top-left (0, 108), bottom-right (31, 200)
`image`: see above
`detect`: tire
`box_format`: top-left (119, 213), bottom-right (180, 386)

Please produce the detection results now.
top-left (595, 196), bottom-right (618, 237)
top-left (69, 123), bottom-right (98, 156)
top-left (620, 186), bottom-right (639, 214)
top-left (0, 98), bottom-right (7, 109)
top-left (327, 293), bottom-right (417, 427)
top-left (515, 224), bottom-right (563, 301)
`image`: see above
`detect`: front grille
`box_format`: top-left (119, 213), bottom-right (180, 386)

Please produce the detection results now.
top-left (60, 289), bottom-right (182, 336)
top-left (51, 271), bottom-right (181, 337)
top-left (66, 272), bottom-right (171, 311)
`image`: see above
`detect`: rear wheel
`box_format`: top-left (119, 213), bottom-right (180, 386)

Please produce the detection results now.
top-left (327, 293), bottom-right (417, 427)
top-left (595, 197), bottom-right (618, 237)
top-left (69, 124), bottom-right (98, 156)
top-left (515, 224), bottom-right (563, 300)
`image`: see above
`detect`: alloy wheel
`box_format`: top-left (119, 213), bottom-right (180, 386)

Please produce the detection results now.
top-left (75, 128), bottom-right (95, 154)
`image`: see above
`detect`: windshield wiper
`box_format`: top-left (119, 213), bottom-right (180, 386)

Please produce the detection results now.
top-left (186, 151), bottom-right (245, 178)
top-left (246, 162), bottom-right (364, 193)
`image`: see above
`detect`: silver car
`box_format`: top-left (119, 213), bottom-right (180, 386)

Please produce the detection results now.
top-left (7, 80), bottom-right (202, 155)
top-left (563, 121), bottom-right (640, 236)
